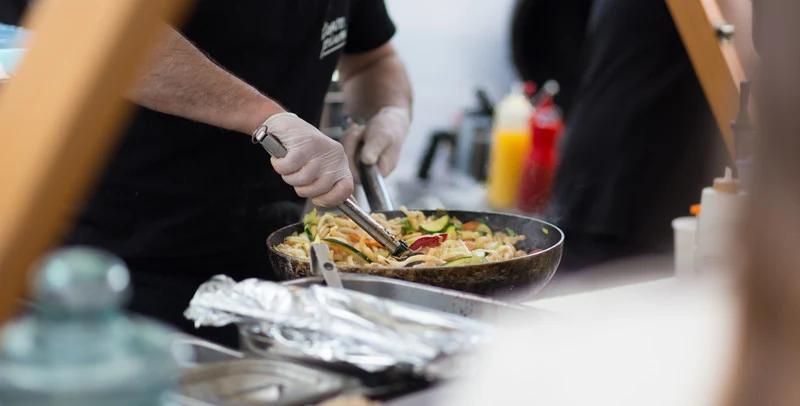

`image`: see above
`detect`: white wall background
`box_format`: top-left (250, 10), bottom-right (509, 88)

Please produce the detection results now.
top-left (384, 0), bottom-right (518, 179)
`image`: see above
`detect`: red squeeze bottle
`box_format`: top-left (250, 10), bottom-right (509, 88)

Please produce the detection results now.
top-left (516, 100), bottom-right (563, 214)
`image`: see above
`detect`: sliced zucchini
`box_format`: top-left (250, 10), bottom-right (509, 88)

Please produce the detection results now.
top-left (458, 230), bottom-right (480, 240)
top-left (323, 238), bottom-right (371, 264)
top-left (302, 208), bottom-right (318, 226)
top-left (475, 223), bottom-right (493, 236)
top-left (402, 218), bottom-right (415, 234)
top-left (445, 225), bottom-right (457, 240)
top-left (420, 215), bottom-right (451, 233)
top-left (304, 225), bottom-right (317, 242)
top-left (444, 255), bottom-right (489, 266)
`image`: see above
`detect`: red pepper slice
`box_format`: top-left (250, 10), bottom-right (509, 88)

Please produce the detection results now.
top-left (409, 234), bottom-right (448, 251)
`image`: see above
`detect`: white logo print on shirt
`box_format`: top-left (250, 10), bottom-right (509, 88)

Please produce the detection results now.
top-left (320, 16), bottom-right (347, 59)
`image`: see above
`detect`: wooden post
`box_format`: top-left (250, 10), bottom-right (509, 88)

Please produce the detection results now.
top-left (666, 0), bottom-right (749, 158)
top-left (0, 0), bottom-right (192, 324)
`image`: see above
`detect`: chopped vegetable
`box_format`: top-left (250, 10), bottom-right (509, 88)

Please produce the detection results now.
top-left (303, 209), bottom-right (318, 226)
top-left (541, 228), bottom-right (549, 235)
top-left (445, 255), bottom-right (489, 266)
top-left (409, 234), bottom-right (448, 250)
top-left (445, 225), bottom-right (457, 240)
top-left (323, 238), bottom-right (371, 264)
top-left (420, 215), bottom-right (450, 233)
top-left (475, 223), bottom-right (492, 236)
top-left (275, 207), bottom-right (534, 269)
top-left (346, 233), bottom-right (383, 248)
top-left (461, 221), bottom-right (480, 231)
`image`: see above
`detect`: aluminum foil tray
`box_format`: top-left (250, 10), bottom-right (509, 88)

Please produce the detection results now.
top-left (280, 274), bottom-right (535, 320)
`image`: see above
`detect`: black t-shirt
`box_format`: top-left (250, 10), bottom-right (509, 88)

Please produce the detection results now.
top-left (547, 0), bottom-right (728, 264)
top-left (1, 0), bottom-right (396, 274)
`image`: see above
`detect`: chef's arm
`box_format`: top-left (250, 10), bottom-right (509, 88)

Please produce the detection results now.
top-left (128, 26), bottom-right (283, 135)
top-left (337, 43), bottom-right (413, 120)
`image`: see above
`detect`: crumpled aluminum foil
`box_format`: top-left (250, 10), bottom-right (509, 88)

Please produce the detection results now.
top-left (184, 275), bottom-right (491, 374)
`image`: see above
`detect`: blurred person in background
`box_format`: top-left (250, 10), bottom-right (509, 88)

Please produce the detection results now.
top-left (440, 2), bottom-right (800, 404)
top-left (0, 1), bottom-right (412, 347)
top-left (547, 0), bottom-right (752, 272)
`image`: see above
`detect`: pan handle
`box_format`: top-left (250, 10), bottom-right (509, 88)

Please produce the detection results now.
top-left (359, 163), bottom-right (395, 212)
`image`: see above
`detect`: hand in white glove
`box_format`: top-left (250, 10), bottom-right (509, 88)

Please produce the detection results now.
top-left (342, 106), bottom-right (411, 182)
top-left (265, 112), bottom-right (354, 207)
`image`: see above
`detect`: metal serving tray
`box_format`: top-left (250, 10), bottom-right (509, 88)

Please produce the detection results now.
top-left (280, 273), bottom-right (537, 321)
top-left (172, 336), bottom-right (359, 406)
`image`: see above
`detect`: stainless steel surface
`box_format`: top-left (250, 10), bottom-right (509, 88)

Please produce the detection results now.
top-left (256, 132), bottom-right (408, 256)
top-left (360, 164), bottom-right (395, 211)
top-left (177, 358), bottom-right (353, 406)
top-left (311, 243), bottom-right (343, 289)
top-left (186, 275), bottom-right (488, 374)
top-left (236, 275), bottom-right (540, 382)
top-left (254, 129), bottom-right (288, 158)
top-left (172, 335), bottom-right (245, 368)
top-left (172, 335), bottom-right (359, 406)
top-left (280, 274), bottom-right (535, 320)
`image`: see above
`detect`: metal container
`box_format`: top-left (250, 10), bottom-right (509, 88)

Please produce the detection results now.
top-left (172, 335), bottom-right (246, 368)
top-left (282, 274), bottom-right (535, 319)
top-left (172, 336), bottom-right (359, 406)
top-left (239, 274), bottom-right (546, 361)
top-left (176, 359), bottom-right (354, 406)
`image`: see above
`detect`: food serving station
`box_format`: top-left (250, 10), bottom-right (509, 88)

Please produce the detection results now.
top-left (0, 0), bottom-right (747, 404)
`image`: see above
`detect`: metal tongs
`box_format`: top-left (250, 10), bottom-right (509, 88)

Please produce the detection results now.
top-left (254, 127), bottom-right (411, 257)
top-left (310, 243), bottom-right (343, 289)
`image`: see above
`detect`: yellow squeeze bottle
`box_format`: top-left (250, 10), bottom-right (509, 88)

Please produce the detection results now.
top-left (486, 83), bottom-right (533, 209)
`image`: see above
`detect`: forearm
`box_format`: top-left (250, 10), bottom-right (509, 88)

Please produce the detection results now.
top-left (338, 48), bottom-right (412, 121)
top-left (128, 26), bottom-right (283, 134)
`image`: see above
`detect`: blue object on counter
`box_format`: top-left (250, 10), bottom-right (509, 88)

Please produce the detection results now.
top-left (0, 247), bottom-right (188, 406)
top-left (0, 23), bottom-right (27, 75)
top-left (0, 23), bottom-right (25, 48)
top-left (0, 48), bottom-right (25, 75)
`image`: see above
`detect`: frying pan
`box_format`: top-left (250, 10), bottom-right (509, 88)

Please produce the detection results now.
top-left (268, 210), bottom-right (562, 301)
top-left (264, 152), bottom-right (564, 303)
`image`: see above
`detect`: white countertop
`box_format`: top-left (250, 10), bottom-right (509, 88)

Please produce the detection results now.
top-left (526, 276), bottom-right (678, 313)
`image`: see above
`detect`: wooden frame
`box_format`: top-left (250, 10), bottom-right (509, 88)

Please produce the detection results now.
top-left (0, 0), bottom-right (192, 323)
top-left (666, 0), bottom-right (749, 158)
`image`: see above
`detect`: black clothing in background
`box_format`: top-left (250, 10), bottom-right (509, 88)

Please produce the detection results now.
top-left (548, 0), bottom-right (729, 271)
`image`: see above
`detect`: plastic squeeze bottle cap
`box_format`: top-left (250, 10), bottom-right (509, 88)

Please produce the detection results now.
top-left (495, 82), bottom-right (533, 131)
top-left (713, 167), bottom-right (740, 194)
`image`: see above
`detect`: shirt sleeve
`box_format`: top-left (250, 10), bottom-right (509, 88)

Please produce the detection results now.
top-left (344, 0), bottom-right (397, 54)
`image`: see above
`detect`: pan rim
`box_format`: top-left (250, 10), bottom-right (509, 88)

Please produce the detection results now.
top-left (266, 209), bottom-right (565, 271)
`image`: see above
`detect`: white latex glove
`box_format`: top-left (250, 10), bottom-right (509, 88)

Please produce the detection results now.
top-left (265, 112), bottom-right (354, 207)
top-left (342, 106), bottom-right (411, 182)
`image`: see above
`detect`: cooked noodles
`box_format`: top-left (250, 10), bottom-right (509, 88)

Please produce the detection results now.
top-left (273, 207), bottom-right (532, 268)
